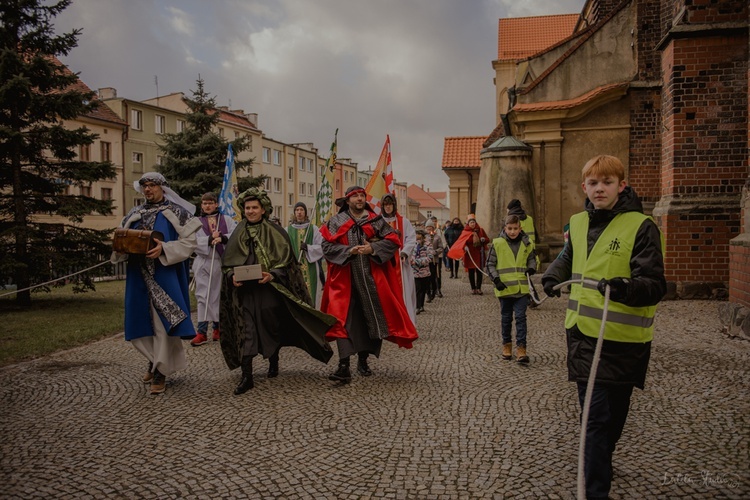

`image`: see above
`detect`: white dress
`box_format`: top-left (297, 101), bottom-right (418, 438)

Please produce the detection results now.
top-left (384, 214), bottom-right (417, 324)
top-left (192, 214), bottom-right (236, 324)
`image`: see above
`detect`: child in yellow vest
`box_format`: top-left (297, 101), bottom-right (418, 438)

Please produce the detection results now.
top-left (485, 214), bottom-right (537, 363)
top-left (541, 155), bottom-right (666, 499)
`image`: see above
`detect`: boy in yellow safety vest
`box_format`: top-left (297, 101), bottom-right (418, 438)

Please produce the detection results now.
top-left (541, 155), bottom-right (666, 499)
top-left (485, 214), bottom-right (537, 363)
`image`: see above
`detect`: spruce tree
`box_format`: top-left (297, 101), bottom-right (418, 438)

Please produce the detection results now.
top-left (157, 77), bottom-right (260, 210)
top-left (0, 0), bottom-right (117, 306)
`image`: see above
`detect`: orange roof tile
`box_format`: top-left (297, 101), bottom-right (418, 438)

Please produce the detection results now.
top-left (497, 14), bottom-right (579, 61)
top-left (441, 136), bottom-right (488, 169)
top-left (513, 82), bottom-right (629, 112)
top-left (406, 184), bottom-right (445, 209)
top-left (217, 109), bottom-right (257, 129)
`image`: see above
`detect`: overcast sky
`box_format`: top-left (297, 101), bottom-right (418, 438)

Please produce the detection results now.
top-left (56, 0), bottom-right (584, 192)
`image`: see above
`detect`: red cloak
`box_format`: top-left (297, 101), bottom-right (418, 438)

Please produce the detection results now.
top-left (320, 211), bottom-right (418, 349)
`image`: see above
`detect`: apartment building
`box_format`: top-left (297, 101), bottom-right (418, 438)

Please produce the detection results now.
top-left (36, 79), bottom-right (127, 232)
top-left (259, 137), bottom-right (321, 224)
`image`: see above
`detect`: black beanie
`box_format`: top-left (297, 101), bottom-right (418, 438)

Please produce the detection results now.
top-left (507, 199), bottom-right (521, 210)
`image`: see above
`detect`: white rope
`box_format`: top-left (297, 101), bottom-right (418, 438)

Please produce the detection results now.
top-left (463, 246), bottom-right (489, 277)
top-left (577, 283), bottom-right (610, 500)
top-left (535, 276), bottom-right (611, 499)
top-left (0, 260), bottom-right (111, 298)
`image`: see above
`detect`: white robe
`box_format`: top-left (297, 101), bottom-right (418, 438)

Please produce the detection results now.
top-left (384, 214), bottom-right (417, 324)
top-left (286, 221), bottom-right (325, 309)
top-left (192, 214), bottom-right (236, 324)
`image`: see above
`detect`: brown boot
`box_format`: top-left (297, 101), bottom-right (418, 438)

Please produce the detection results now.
top-left (150, 370), bottom-right (166, 394)
top-left (502, 343), bottom-right (512, 360)
top-left (516, 345), bottom-right (529, 364)
top-left (142, 361), bottom-right (154, 383)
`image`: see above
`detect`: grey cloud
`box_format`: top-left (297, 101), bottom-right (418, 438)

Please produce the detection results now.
top-left (57, 0), bottom-right (585, 191)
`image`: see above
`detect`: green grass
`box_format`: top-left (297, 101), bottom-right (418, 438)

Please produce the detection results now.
top-left (0, 280), bottom-right (197, 368)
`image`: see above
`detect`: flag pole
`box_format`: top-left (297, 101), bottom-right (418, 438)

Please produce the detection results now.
top-left (298, 129), bottom-right (338, 261)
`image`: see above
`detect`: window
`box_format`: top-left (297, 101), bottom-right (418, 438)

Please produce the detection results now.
top-left (263, 178), bottom-right (271, 191)
top-left (235, 131), bottom-right (240, 139)
top-left (79, 144), bottom-right (90, 162)
top-left (131, 109), bottom-right (142, 130)
top-left (132, 152), bottom-right (143, 172)
top-left (218, 127), bottom-right (224, 138)
top-left (81, 185), bottom-right (91, 197)
top-left (299, 182), bottom-right (305, 195)
top-left (263, 147), bottom-right (271, 163)
top-left (156, 155), bottom-right (164, 166)
top-left (274, 205), bottom-right (282, 216)
top-left (273, 177), bottom-right (282, 192)
top-left (335, 180), bottom-right (340, 191)
top-left (155, 114), bottom-right (165, 134)
top-left (133, 197), bottom-right (145, 206)
top-left (100, 142), bottom-right (111, 162)
top-left (299, 157), bottom-right (305, 171)
top-left (176, 119), bottom-right (185, 132)
top-left (307, 158), bottom-right (313, 172)
top-left (288, 194), bottom-right (294, 206)
top-left (308, 183), bottom-right (314, 196)
top-left (273, 150), bottom-right (281, 165)
top-left (101, 188), bottom-right (113, 200)
top-left (426, 210), bottom-right (433, 219)
top-left (288, 167), bottom-right (294, 181)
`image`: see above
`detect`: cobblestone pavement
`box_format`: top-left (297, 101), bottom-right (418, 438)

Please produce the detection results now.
top-left (1, 275), bottom-right (748, 499)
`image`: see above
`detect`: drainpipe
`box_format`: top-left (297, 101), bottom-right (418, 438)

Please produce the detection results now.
top-left (539, 140), bottom-right (545, 238)
top-left (467, 170), bottom-right (473, 218)
top-left (120, 101), bottom-right (129, 219)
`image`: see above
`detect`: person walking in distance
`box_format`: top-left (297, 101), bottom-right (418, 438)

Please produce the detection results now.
top-left (486, 214), bottom-right (536, 363)
top-left (424, 219), bottom-right (443, 301)
top-left (444, 217), bottom-right (463, 279)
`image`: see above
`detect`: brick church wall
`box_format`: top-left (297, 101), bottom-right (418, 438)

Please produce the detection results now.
top-left (658, 30), bottom-right (747, 285)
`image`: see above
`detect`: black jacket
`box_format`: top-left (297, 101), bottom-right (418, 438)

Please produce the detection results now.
top-left (542, 186), bottom-right (666, 388)
top-left (444, 224), bottom-right (463, 248)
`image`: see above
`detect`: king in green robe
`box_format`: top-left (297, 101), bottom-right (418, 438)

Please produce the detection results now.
top-left (220, 188), bottom-right (339, 395)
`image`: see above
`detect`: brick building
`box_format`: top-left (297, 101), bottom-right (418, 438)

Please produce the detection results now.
top-left (474, 0), bottom-right (748, 302)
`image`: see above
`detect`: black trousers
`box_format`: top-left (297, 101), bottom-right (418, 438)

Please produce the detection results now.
top-left (468, 268), bottom-right (483, 289)
top-left (414, 276), bottom-right (429, 309)
top-left (577, 382), bottom-right (634, 499)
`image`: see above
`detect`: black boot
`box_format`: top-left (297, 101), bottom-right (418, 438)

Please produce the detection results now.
top-left (328, 358), bottom-right (351, 383)
top-left (234, 356), bottom-right (254, 395)
top-left (357, 353), bottom-right (373, 376)
top-left (268, 352), bottom-right (279, 378)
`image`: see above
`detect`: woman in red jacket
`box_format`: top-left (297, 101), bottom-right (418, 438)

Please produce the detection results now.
top-left (447, 214), bottom-right (489, 295)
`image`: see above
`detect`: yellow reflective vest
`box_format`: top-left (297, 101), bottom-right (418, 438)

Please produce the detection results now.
top-left (519, 216), bottom-right (535, 244)
top-left (491, 236), bottom-right (534, 298)
top-left (564, 211), bottom-right (661, 343)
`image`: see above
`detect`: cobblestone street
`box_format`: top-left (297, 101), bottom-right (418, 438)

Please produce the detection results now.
top-left (1, 275), bottom-right (748, 499)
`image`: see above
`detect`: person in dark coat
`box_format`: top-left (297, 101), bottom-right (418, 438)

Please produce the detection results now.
top-left (220, 187), bottom-right (338, 395)
top-left (444, 217), bottom-right (463, 278)
top-left (542, 155), bottom-right (666, 499)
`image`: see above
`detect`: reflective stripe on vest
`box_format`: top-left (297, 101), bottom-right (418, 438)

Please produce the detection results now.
top-left (492, 237), bottom-right (532, 298)
top-left (564, 211), bottom-right (659, 343)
